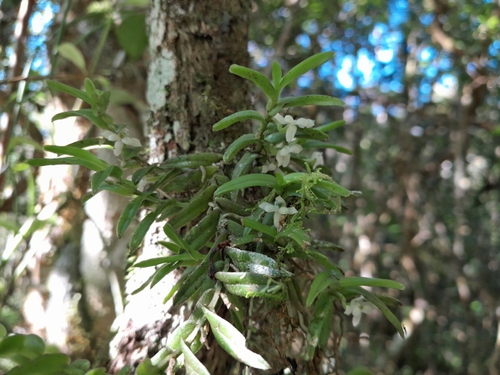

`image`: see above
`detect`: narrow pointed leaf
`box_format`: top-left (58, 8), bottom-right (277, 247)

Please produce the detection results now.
top-left (306, 271), bottom-right (337, 308)
top-left (44, 145), bottom-right (109, 171)
top-left (212, 110), bottom-right (265, 131)
top-left (279, 51), bottom-right (334, 90)
top-left (349, 286), bottom-right (406, 338)
top-left (202, 306), bottom-right (271, 370)
top-left (278, 95), bottom-right (344, 109)
top-left (230, 64), bottom-right (277, 101)
top-left (180, 339), bottom-right (211, 375)
top-left (214, 174), bottom-right (278, 196)
top-left (339, 277), bottom-right (404, 290)
top-left (117, 194), bottom-right (148, 238)
top-left (51, 109), bottom-right (109, 129)
top-left (47, 80), bottom-right (91, 103)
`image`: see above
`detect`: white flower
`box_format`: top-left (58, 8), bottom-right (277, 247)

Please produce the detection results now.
top-left (344, 296), bottom-right (376, 326)
top-left (276, 144), bottom-right (302, 167)
top-left (274, 113), bottom-right (315, 142)
top-left (261, 162), bottom-right (277, 174)
top-left (258, 196), bottom-right (298, 230)
top-left (310, 151), bottom-right (325, 169)
top-left (102, 129), bottom-right (142, 156)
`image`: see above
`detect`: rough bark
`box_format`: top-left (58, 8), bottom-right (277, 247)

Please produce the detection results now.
top-left (109, 0), bottom-right (251, 372)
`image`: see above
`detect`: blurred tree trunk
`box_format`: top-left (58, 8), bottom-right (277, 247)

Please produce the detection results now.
top-left (108, 0), bottom-right (251, 373)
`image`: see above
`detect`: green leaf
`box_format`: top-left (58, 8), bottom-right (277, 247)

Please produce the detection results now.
top-left (279, 51), bottom-right (334, 90)
top-left (229, 65), bottom-right (277, 101)
top-left (347, 367), bottom-right (376, 375)
top-left (66, 137), bottom-right (113, 149)
top-left (46, 80), bottom-right (92, 103)
top-left (306, 271), bottom-right (337, 308)
top-left (180, 339), bottom-right (211, 375)
top-left (305, 249), bottom-right (344, 279)
top-left (271, 61), bottom-right (282, 89)
top-left (223, 134), bottom-right (262, 163)
top-left (201, 307), bottom-right (271, 370)
top-left (57, 42), bottom-right (87, 73)
top-left (172, 263), bottom-right (209, 306)
top-left (163, 223), bottom-right (202, 261)
top-left (129, 208), bottom-right (156, 252)
top-left (349, 287), bottom-right (406, 338)
top-left (83, 368), bottom-right (107, 375)
top-left (7, 136), bottom-right (44, 153)
top-left (278, 95), bottom-right (344, 109)
top-left (241, 218), bottom-right (277, 238)
top-left (183, 210), bottom-right (220, 252)
top-left (214, 174), bottom-right (278, 196)
top-left (302, 140), bottom-right (352, 155)
top-left (91, 165), bottom-right (123, 194)
top-left (136, 358), bottom-right (163, 375)
top-left (117, 194), bottom-right (148, 238)
top-left (316, 180), bottom-right (351, 197)
top-left (0, 324), bottom-right (6, 338)
top-left (116, 14), bottom-right (148, 60)
top-left (167, 321), bottom-right (197, 352)
top-left (168, 185), bottom-right (217, 231)
top-left (160, 153), bottom-right (223, 169)
top-left (6, 353), bottom-right (70, 375)
top-left (20, 334), bottom-right (45, 359)
top-left (0, 335), bottom-right (24, 358)
top-left (44, 145), bottom-right (109, 171)
top-left (316, 120), bottom-right (346, 132)
top-left (134, 254), bottom-right (194, 268)
top-left (27, 156), bottom-right (102, 171)
top-left (212, 110), bottom-right (265, 131)
top-left (51, 109), bottom-right (109, 130)
top-left (305, 291), bottom-right (334, 360)
top-left (339, 277), bottom-right (405, 290)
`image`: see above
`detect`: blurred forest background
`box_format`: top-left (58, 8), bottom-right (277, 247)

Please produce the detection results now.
top-left (0, 0), bottom-right (499, 374)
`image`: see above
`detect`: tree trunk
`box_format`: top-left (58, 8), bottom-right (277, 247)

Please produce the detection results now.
top-left (109, 0), bottom-right (251, 372)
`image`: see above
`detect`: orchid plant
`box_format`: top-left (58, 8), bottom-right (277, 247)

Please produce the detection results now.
top-left (23, 52), bottom-right (405, 374)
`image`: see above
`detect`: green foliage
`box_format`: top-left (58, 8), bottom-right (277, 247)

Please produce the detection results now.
top-left (28, 53), bottom-right (405, 373)
top-left (0, 324), bottom-right (129, 375)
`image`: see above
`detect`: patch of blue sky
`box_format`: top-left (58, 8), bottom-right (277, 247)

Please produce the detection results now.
top-left (488, 40), bottom-right (500, 56)
top-left (297, 72), bottom-right (314, 88)
top-left (356, 49), bottom-right (375, 84)
top-left (420, 81), bottom-right (432, 95)
top-left (317, 35), bottom-right (329, 49)
top-left (419, 13), bottom-right (434, 26)
top-left (345, 95), bottom-right (360, 107)
top-left (425, 65), bottom-right (438, 78)
top-left (330, 40), bottom-right (344, 52)
top-left (439, 74), bottom-right (457, 90)
top-left (388, 0), bottom-right (409, 27)
top-left (302, 19), bottom-right (318, 34)
top-left (296, 34), bottom-right (311, 49)
top-left (362, 16), bottom-right (373, 26)
top-left (382, 64), bottom-right (395, 76)
top-left (386, 30), bottom-right (404, 47)
top-left (345, 43), bottom-right (355, 54)
top-left (336, 70), bottom-right (355, 91)
top-left (371, 103), bottom-right (385, 116)
top-left (345, 28), bottom-right (355, 38)
top-left (466, 62), bottom-right (477, 74)
top-left (343, 1), bottom-right (355, 12)
top-left (487, 59), bottom-right (498, 69)
top-left (419, 93), bottom-right (431, 103)
top-left (438, 54), bottom-right (453, 70)
top-left (376, 48), bottom-right (394, 64)
top-left (390, 80), bottom-right (404, 93)
top-left (318, 62), bottom-right (334, 82)
top-left (369, 23), bottom-right (388, 46)
top-left (418, 46), bottom-right (435, 62)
